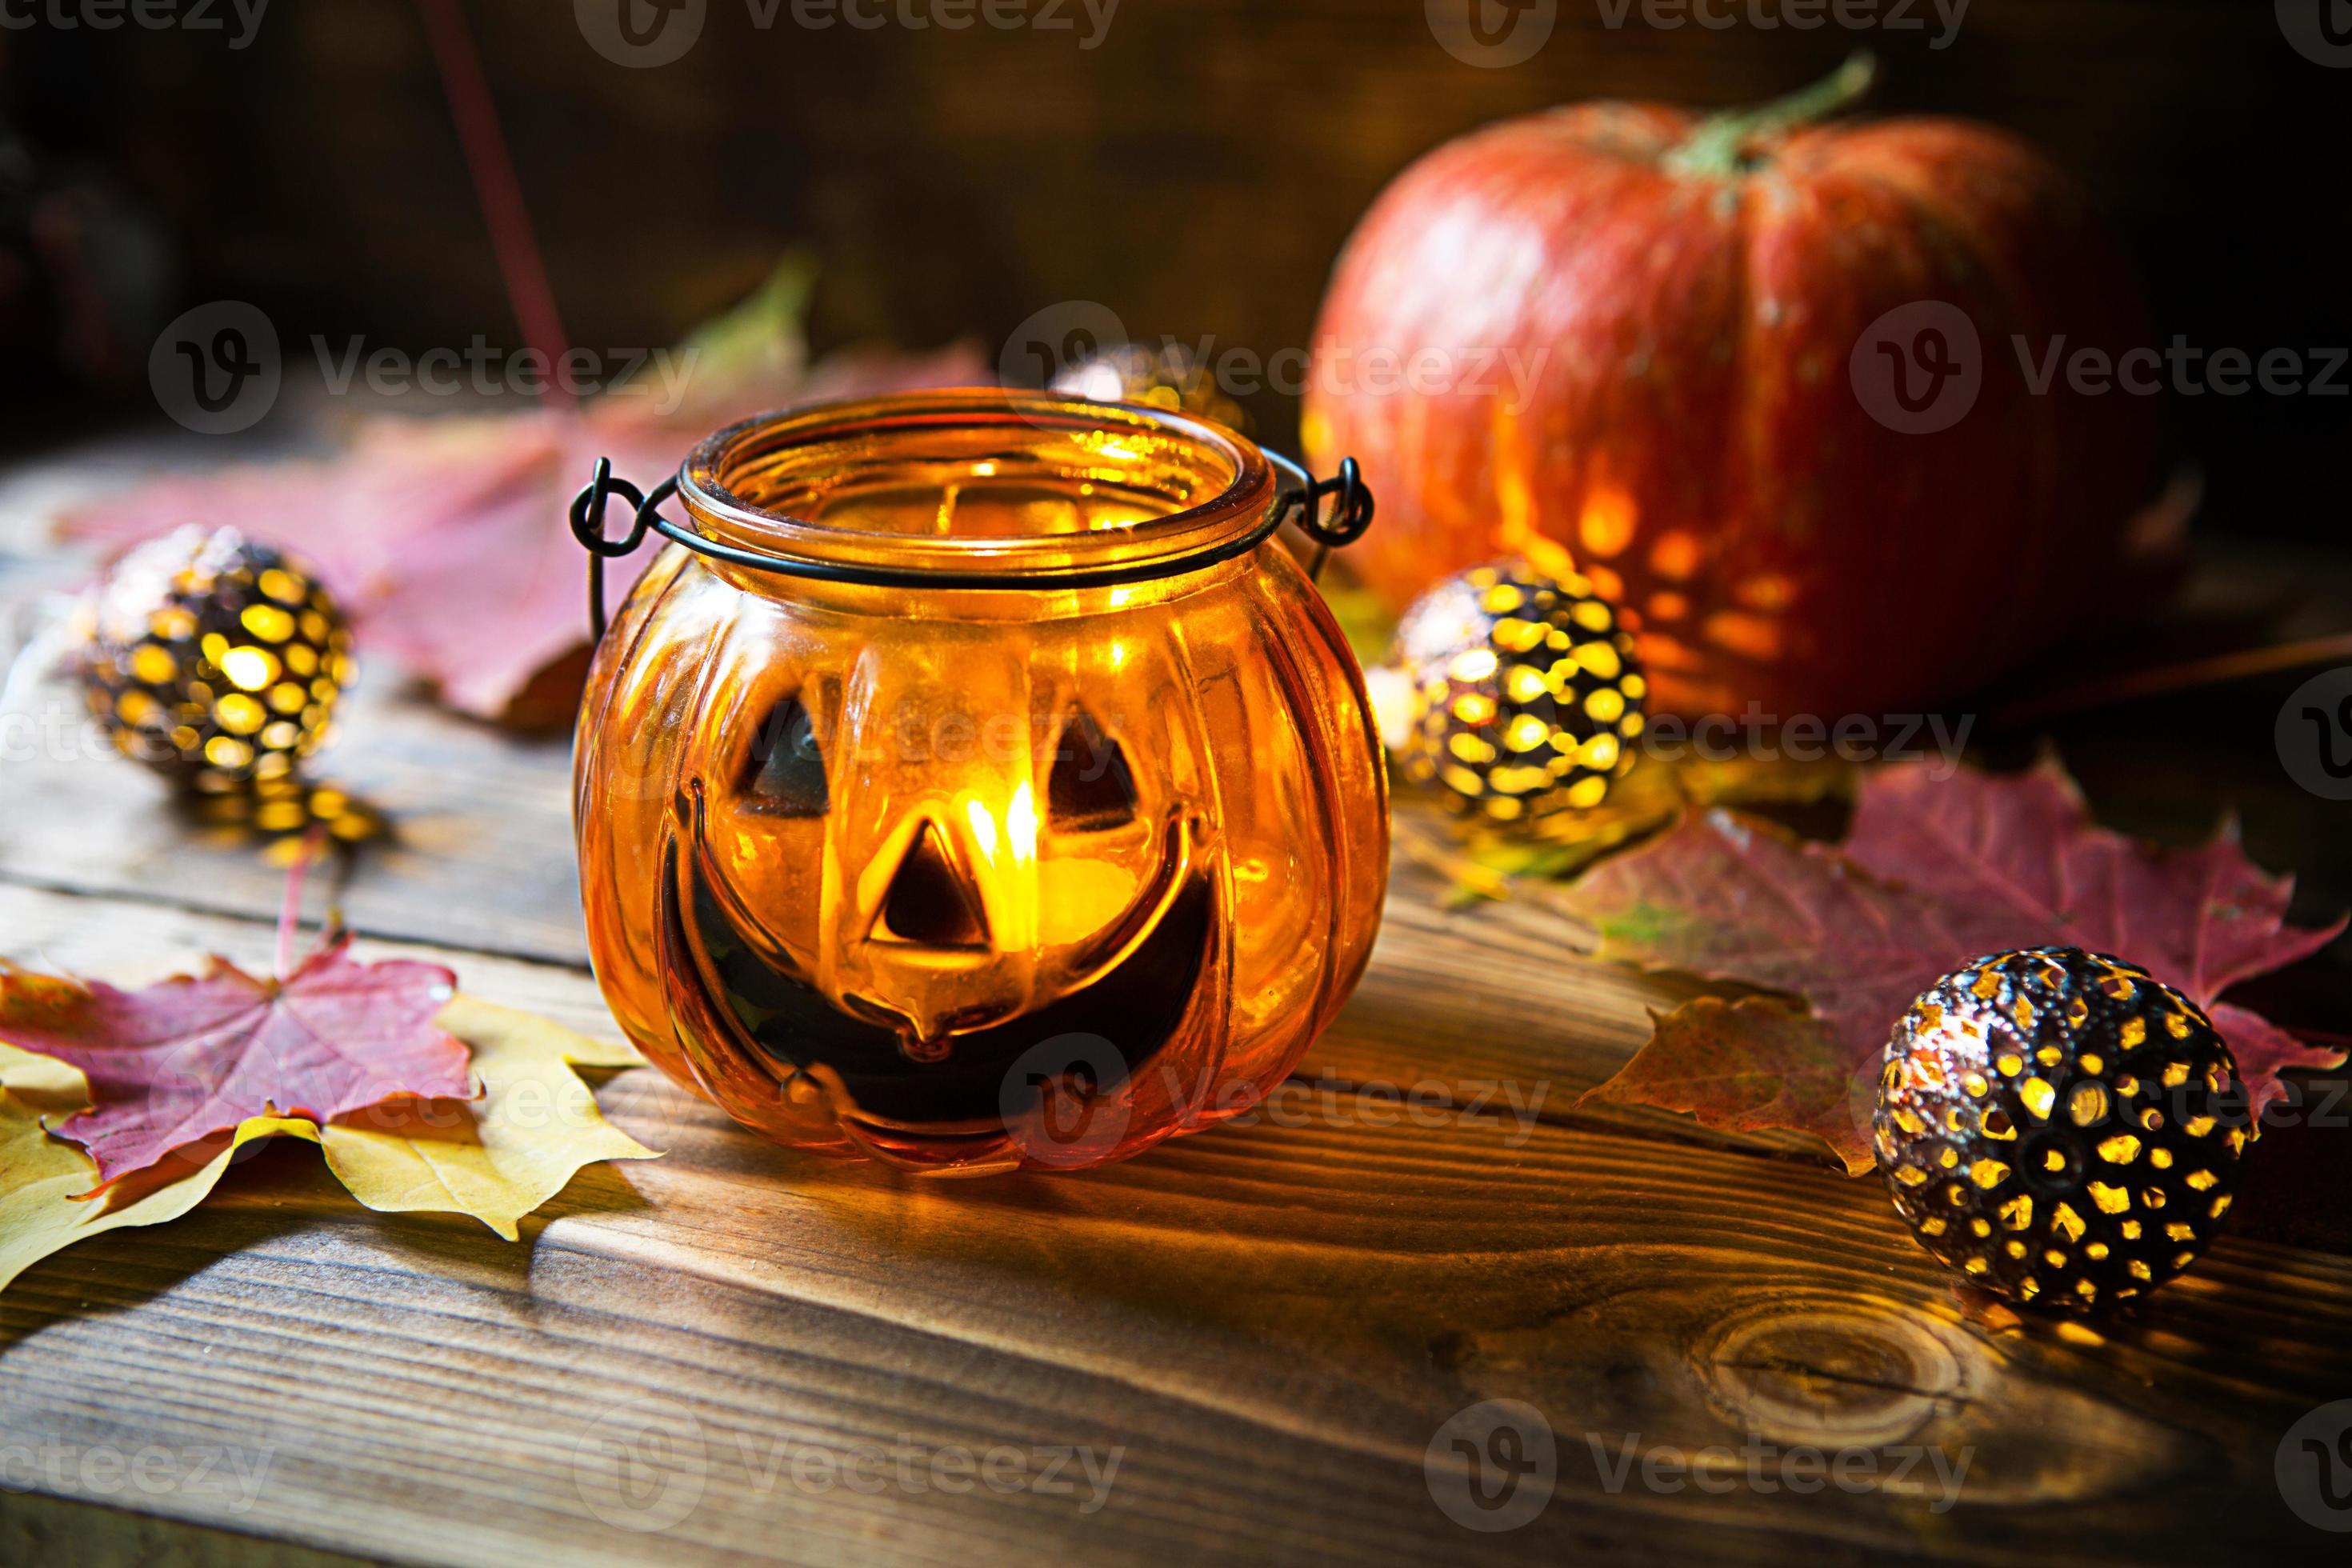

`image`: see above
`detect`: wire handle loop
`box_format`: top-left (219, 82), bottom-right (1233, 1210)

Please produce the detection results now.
top-left (570, 457), bottom-right (678, 645)
top-left (570, 448), bottom-right (1374, 645)
top-left (1267, 454), bottom-right (1374, 583)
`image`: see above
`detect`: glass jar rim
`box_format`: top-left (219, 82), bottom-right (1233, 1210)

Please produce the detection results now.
top-left (676, 389), bottom-right (1281, 587)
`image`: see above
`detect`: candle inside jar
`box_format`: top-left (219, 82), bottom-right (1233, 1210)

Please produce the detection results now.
top-left (814, 475), bottom-right (1164, 538)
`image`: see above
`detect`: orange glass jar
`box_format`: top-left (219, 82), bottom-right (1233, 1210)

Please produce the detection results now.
top-left (570, 390), bottom-right (1386, 1174)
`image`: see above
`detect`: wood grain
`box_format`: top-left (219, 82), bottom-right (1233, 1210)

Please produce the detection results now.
top-left (0, 670), bottom-right (585, 968)
top-left (1, 880), bottom-right (2350, 1565)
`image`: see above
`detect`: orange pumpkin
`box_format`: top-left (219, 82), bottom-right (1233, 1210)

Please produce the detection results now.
top-left (573, 392), bottom-right (1386, 1174)
top-left (1304, 59), bottom-right (2163, 716)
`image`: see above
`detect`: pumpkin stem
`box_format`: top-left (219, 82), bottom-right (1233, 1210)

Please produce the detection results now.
top-left (1664, 51), bottom-right (1879, 178)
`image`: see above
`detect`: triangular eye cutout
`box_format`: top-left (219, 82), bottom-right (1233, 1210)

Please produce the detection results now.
top-left (1048, 709), bottom-right (1138, 830)
top-left (742, 694), bottom-right (828, 816)
top-left (877, 822), bottom-right (989, 949)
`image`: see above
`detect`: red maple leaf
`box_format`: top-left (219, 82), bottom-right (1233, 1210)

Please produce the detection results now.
top-left (0, 938), bottom-right (471, 1185)
top-left (1846, 759), bottom-right (2344, 1101)
top-left (1562, 758), bottom-right (2345, 1172)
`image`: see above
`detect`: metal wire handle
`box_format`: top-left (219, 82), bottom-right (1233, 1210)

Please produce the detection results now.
top-left (570, 450), bottom-right (1374, 646)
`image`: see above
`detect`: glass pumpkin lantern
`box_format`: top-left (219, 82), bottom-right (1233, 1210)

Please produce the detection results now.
top-left (570, 390), bottom-right (1386, 1174)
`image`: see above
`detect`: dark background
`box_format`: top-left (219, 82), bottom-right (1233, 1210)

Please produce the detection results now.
top-left (2, 0), bottom-right (2348, 542)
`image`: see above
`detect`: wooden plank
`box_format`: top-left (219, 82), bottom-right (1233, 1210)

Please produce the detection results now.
top-left (1, 884), bottom-right (2349, 1565)
top-left (0, 491), bottom-right (576, 966)
top-left (0, 665), bottom-right (586, 968)
top-left (0, 462), bottom-right (586, 963)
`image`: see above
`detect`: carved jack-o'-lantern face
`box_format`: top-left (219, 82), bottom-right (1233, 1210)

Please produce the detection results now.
top-left (574, 393), bottom-right (1388, 1174)
top-left (671, 648), bottom-right (1219, 1143)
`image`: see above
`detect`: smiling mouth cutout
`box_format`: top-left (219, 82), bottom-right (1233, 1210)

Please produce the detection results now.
top-left (667, 804), bottom-right (1214, 1130)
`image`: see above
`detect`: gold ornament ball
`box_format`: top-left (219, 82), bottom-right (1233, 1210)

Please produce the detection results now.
top-left (1874, 946), bottom-right (2248, 1314)
top-left (81, 526), bottom-right (352, 790)
top-left (1383, 559), bottom-right (1646, 824)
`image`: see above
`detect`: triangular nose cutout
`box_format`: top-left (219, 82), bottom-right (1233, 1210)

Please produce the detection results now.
top-left (876, 822), bottom-right (990, 949)
top-left (1048, 708), bottom-right (1138, 830)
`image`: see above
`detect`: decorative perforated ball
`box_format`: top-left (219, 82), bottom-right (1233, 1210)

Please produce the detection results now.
top-left (1384, 559), bottom-right (1645, 824)
top-left (80, 526), bottom-right (352, 790)
top-left (1874, 946), bottom-right (2249, 1313)
top-left (1050, 341), bottom-right (1250, 431)
top-left (189, 778), bottom-right (386, 849)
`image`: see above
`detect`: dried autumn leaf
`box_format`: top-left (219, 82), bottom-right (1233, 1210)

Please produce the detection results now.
top-left (0, 941), bottom-right (470, 1186)
top-left (0, 1040), bottom-right (311, 1292)
top-left (1587, 996), bottom-right (1862, 1152)
top-left (0, 978), bottom-right (90, 1103)
top-left (1845, 758), bottom-right (2345, 1104)
top-left (1563, 759), bottom-right (2343, 1173)
top-left (318, 998), bottom-right (657, 1241)
top-left (0, 998), bottom-right (659, 1289)
top-left (60, 258), bottom-right (986, 722)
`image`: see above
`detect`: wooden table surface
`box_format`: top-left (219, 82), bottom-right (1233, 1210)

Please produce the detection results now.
top-left (1, 448), bottom-right (2349, 1566)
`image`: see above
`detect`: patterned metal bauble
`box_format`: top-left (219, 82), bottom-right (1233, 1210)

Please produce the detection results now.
top-left (190, 777), bottom-right (386, 850)
top-left (1050, 341), bottom-right (1250, 431)
top-left (1386, 560), bottom-right (1646, 824)
top-left (81, 526), bottom-right (352, 790)
top-left (1874, 946), bottom-right (2250, 1314)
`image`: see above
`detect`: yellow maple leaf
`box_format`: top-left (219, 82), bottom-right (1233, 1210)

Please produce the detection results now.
top-left (0, 1041), bottom-right (310, 1292)
top-left (0, 1034), bottom-right (89, 1108)
top-left (0, 998), bottom-right (658, 1290)
top-left (315, 998), bottom-right (659, 1241)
